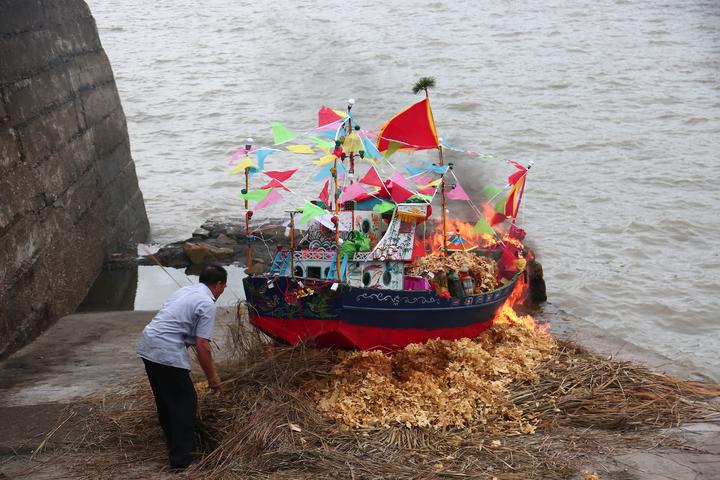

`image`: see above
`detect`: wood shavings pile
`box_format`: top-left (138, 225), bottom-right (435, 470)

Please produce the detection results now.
top-left (315, 321), bottom-right (555, 429)
top-left (410, 252), bottom-right (499, 292)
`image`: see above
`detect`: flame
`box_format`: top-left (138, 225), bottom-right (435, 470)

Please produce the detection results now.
top-left (424, 218), bottom-right (495, 255)
top-left (492, 275), bottom-right (548, 333)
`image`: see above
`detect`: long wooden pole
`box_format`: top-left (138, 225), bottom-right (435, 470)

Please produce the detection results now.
top-left (289, 212), bottom-right (295, 276)
top-left (333, 158), bottom-right (341, 279)
top-left (439, 145), bottom-right (447, 255)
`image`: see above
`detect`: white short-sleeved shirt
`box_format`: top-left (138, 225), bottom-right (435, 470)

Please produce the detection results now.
top-left (136, 283), bottom-right (217, 370)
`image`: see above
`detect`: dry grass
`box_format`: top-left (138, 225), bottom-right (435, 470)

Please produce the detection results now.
top-left (40, 306), bottom-right (720, 479)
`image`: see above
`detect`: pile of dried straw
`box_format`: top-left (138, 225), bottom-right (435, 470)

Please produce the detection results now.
top-left (409, 251), bottom-right (498, 292)
top-left (48, 307), bottom-right (719, 480)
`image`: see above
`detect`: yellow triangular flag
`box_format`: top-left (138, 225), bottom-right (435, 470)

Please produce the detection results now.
top-left (229, 157), bottom-right (257, 175)
top-left (287, 144), bottom-right (315, 154)
top-left (313, 154), bottom-right (337, 166)
top-left (419, 179), bottom-right (441, 189)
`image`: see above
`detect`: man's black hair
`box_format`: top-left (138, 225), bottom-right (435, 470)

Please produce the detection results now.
top-left (199, 265), bottom-right (227, 285)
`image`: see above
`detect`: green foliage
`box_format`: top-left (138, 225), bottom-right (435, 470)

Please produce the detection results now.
top-left (412, 76), bottom-right (436, 95)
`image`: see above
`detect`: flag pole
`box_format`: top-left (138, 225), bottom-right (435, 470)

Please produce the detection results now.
top-left (243, 138), bottom-right (253, 271)
top-left (289, 211), bottom-right (295, 277)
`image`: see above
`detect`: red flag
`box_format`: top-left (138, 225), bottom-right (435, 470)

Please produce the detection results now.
top-left (264, 169), bottom-right (297, 183)
top-left (318, 106), bottom-right (343, 128)
top-left (376, 98), bottom-right (439, 153)
top-left (504, 174), bottom-right (527, 219)
top-left (391, 183), bottom-right (414, 203)
top-left (260, 178), bottom-right (290, 191)
top-left (359, 166), bottom-right (383, 187)
top-left (507, 161), bottom-right (527, 185)
top-left (318, 179), bottom-right (329, 205)
top-left (488, 211), bottom-right (507, 226)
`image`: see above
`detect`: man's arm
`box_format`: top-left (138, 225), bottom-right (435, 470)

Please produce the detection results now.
top-left (196, 337), bottom-right (222, 391)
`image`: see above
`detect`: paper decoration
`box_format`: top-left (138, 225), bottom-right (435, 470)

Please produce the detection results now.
top-left (340, 182), bottom-right (367, 203)
top-left (505, 174), bottom-right (527, 218)
top-left (254, 189), bottom-right (283, 211)
top-left (390, 171), bottom-right (413, 190)
top-left (314, 154), bottom-right (337, 166)
top-left (310, 136), bottom-right (335, 149)
top-left (318, 106), bottom-right (344, 127)
top-left (239, 189), bottom-right (270, 202)
top-left (391, 183), bottom-right (414, 203)
top-left (298, 201), bottom-right (327, 224)
top-left (313, 163), bottom-right (346, 181)
top-left (271, 122), bottom-right (296, 145)
top-left (424, 162), bottom-right (449, 175)
top-left (447, 182), bottom-right (470, 201)
top-left (411, 193), bottom-right (433, 202)
top-left (495, 195), bottom-right (507, 214)
top-left (405, 165), bottom-right (426, 176)
top-left (264, 169), bottom-right (297, 183)
top-left (419, 179), bottom-right (442, 189)
top-left (384, 140), bottom-right (402, 158)
top-left (361, 134), bottom-right (382, 159)
top-left (377, 98), bottom-right (439, 152)
top-left (471, 217), bottom-right (495, 236)
top-left (249, 148), bottom-right (275, 176)
top-left (342, 131), bottom-right (364, 153)
top-left (286, 144), bottom-right (315, 154)
top-left (373, 200), bottom-right (396, 214)
top-left (318, 179), bottom-right (330, 205)
top-left (359, 166), bottom-right (383, 187)
top-left (229, 157), bottom-right (257, 175)
top-left (260, 178), bottom-right (290, 191)
top-left (419, 187), bottom-right (436, 195)
top-left (413, 175), bottom-right (432, 186)
top-left (482, 185), bottom-right (503, 200)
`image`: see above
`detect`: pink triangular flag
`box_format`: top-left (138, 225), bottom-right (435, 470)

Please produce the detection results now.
top-left (391, 183), bottom-right (414, 203)
top-left (254, 189), bottom-right (283, 211)
top-left (419, 187), bottom-right (436, 195)
top-left (340, 182), bottom-right (367, 203)
top-left (318, 179), bottom-right (330, 205)
top-left (390, 171), bottom-right (413, 190)
top-left (264, 169), bottom-right (297, 183)
top-left (359, 166), bottom-right (383, 187)
top-left (260, 178), bottom-right (290, 191)
top-left (447, 182), bottom-right (470, 201)
top-left (413, 175), bottom-right (432, 186)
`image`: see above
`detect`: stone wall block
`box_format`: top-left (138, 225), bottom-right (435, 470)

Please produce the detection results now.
top-left (0, 163), bottom-right (43, 232)
top-left (42, 0), bottom-right (93, 23)
top-left (0, 0), bottom-right (45, 35)
top-left (0, 30), bottom-right (59, 84)
top-left (0, 126), bottom-right (22, 169)
top-left (3, 66), bottom-right (75, 124)
top-left (0, 93), bottom-right (7, 122)
top-left (80, 82), bottom-right (121, 126)
top-left (48, 18), bottom-right (101, 58)
top-left (90, 108), bottom-right (129, 158)
top-left (17, 98), bottom-right (84, 167)
top-left (96, 140), bottom-right (130, 187)
top-left (67, 51), bottom-right (114, 92)
top-left (35, 132), bottom-right (95, 204)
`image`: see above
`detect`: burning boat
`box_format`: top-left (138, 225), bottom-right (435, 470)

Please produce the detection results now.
top-left (234, 78), bottom-right (533, 350)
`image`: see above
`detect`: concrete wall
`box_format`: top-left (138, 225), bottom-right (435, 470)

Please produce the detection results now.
top-left (0, 0), bottom-right (150, 358)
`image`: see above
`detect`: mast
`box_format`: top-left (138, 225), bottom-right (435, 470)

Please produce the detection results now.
top-left (243, 138), bottom-right (254, 270)
top-left (289, 211), bottom-right (295, 276)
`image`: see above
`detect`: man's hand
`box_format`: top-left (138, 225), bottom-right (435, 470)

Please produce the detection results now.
top-left (208, 374), bottom-right (223, 392)
top-left (196, 337), bottom-right (222, 393)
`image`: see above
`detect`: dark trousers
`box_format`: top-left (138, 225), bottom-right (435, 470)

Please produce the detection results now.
top-left (142, 358), bottom-right (197, 468)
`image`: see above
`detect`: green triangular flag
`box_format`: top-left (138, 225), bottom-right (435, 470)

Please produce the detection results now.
top-left (372, 200), bottom-right (395, 214)
top-left (271, 122), bottom-right (296, 145)
top-left (482, 185), bottom-right (503, 200)
top-left (310, 136), bottom-right (335, 149)
top-left (298, 201), bottom-right (327, 224)
top-left (495, 195), bottom-right (507, 214)
top-left (239, 189), bottom-right (271, 202)
top-left (471, 217), bottom-right (495, 236)
top-left (409, 194), bottom-right (433, 202)
top-left (384, 140), bottom-right (402, 159)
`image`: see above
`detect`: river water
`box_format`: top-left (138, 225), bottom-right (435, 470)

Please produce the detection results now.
top-left (87, 0), bottom-right (720, 379)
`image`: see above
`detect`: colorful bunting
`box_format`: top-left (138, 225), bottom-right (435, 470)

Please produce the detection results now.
top-left (410, 193), bottom-right (433, 202)
top-left (373, 200), bottom-right (396, 214)
top-left (413, 175), bottom-right (433, 186)
top-left (286, 144), bottom-right (315, 154)
top-left (424, 162), bottom-right (449, 175)
top-left (405, 165), bottom-right (427, 176)
top-left (505, 174), bottom-right (527, 219)
top-left (384, 140), bottom-right (402, 158)
top-left (390, 171), bottom-right (413, 190)
top-left (264, 169), bottom-right (297, 183)
top-left (340, 182), bottom-right (367, 203)
top-left (260, 178), bottom-right (290, 191)
top-left (342, 131), bottom-right (364, 153)
top-left (229, 157), bottom-right (257, 175)
top-left (313, 163), bottom-right (346, 181)
top-left (318, 179), bottom-right (330, 206)
top-left (298, 201), bottom-right (327, 225)
top-left (419, 187), bottom-right (436, 195)
top-left (314, 154), bottom-right (336, 166)
top-left (482, 185), bottom-right (503, 200)
top-left (249, 148), bottom-right (275, 176)
top-left (391, 183), bottom-right (414, 203)
top-left (471, 217), bottom-right (495, 236)
top-left (419, 178), bottom-right (442, 189)
top-left (377, 98), bottom-right (439, 152)
top-left (447, 182), bottom-right (470, 201)
top-left (318, 106), bottom-right (344, 128)
top-left (359, 166), bottom-right (384, 187)
top-left (254, 189), bottom-right (283, 211)
top-left (495, 195), bottom-right (507, 214)
top-left (310, 136), bottom-right (335, 149)
top-left (271, 122), bottom-right (295, 145)
top-left (239, 189), bottom-right (270, 202)
top-left (361, 134), bottom-right (382, 159)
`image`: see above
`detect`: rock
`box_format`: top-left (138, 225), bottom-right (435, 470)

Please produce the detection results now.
top-left (192, 227), bottom-right (210, 239)
top-left (527, 260), bottom-right (547, 304)
top-left (182, 242), bottom-right (235, 265)
top-left (216, 233), bottom-right (235, 245)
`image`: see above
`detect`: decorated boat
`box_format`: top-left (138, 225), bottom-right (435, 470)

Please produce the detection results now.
top-left (234, 78), bottom-right (533, 350)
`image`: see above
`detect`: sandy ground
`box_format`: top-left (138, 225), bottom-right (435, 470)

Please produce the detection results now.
top-left (0, 304), bottom-right (717, 479)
